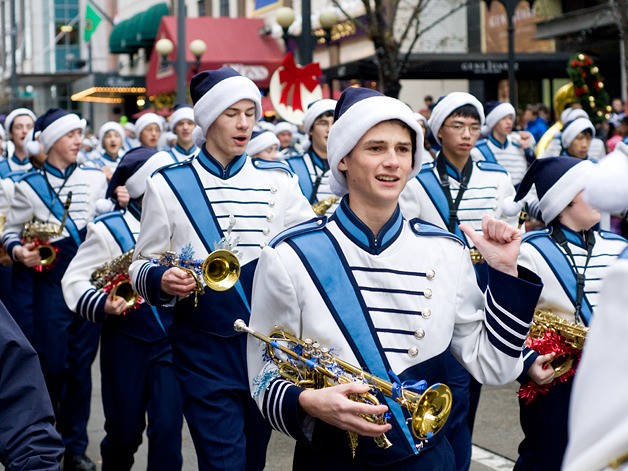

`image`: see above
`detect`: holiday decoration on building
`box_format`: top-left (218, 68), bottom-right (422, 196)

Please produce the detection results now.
top-left (269, 52), bottom-right (323, 125)
top-left (566, 53), bottom-right (611, 125)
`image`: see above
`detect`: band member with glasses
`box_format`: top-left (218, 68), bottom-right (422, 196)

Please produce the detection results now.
top-left (62, 147), bottom-right (183, 470)
top-left (399, 92), bottom-right (517, 471)
top-left (129, 67), bottom-right (314, 470)
top-left (245, 87), bottom-right (541, 470)
top-left (285, 99), bottom-right (338, 215)
top-left (503, 156), bottom-right (627, 471)
top-left (2, 108), bottom-right (108, 471)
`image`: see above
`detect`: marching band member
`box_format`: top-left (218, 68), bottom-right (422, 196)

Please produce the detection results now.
top-left (563, 145), bottom-right (628, 471)
top-left (0, 108), bottom-right (36, 176)
top-left (502, 156), bottom-right (627, 471)
top-left (62, 147), bottom-right (183, 471)
top-left (167, 104), bottom-right (200, 162)
top-left (0, 299), bottom-right (65, 470)
top-left (472, 101), bottom-right (536, 187)
top-left (399, 92), bottom-right (517, 469)
top-left (284, 99), bottom-right (338, 214)
top-left (123, 122), bottom-right (139, 150)
top-left (413, 112), bottom-right (436, 164)
top-left (539, 107), bottom-right (606, 161)
top-left (84, 121), bottom-right (126, 181)
top-left (134, 113), bottom-right (163, 150)
top-left (558, 117), bottom-right (596, 161)
top-left (246, 130), bottom-right (280, 160)
top-left (246, 87), bottom-right (542, 470)
top-left (274, 121), bottom-right (300, 157)
top-left (129, 67), bottom-right (314, 470)
top-left (1, 108), bottom-right (108, 471)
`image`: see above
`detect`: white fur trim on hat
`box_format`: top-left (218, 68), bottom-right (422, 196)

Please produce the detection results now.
top-left (584, 142), bottom-right (628, 213)
top-left (193, 75), bottom-right (261, 138)
top-left (4, 108), bottom-right (36, 134)
top-left (98, 122), bottom-right (125, 144)
top-left (246, 131), bottom-right (280, 157)
top-left (134, 113), bottom-right (163, 138)
top-left (560, 108), bottom-right (588, 124)
top-left (169, 107), bottom-right (195, 130)
top-left (428, 92), bottom-right (485, 145)
top-left (302, 99), bottom-right (337, 134)
top-left (413, 112), bottom-right (428, 125)
top-left (485, 103), bottom-right (516, 132)
top-left (540, 159), bottom-right (594, 223)
top-left (124, 122), bottom-right (136, 133)
top-left (274, 121), bottom-right (296, 135)
top-left (124, 151), bottom-right (175, 199)
top-left (561, 118), bottom-right (595, 149)
top-left (327, 96), bottom-right (424, 197)
top-left (39, 114), bottom-right (86, 154)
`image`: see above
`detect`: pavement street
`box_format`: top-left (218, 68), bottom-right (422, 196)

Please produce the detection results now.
top-left (83, 356), bottom-right (524, 470)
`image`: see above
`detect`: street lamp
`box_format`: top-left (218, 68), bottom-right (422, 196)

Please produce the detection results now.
top-left (275, 4), bottom-right (338, 65)
top-left (155, 38), bottom-right (207, 76)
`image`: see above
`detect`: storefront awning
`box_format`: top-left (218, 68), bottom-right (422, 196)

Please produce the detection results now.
top-left (146, 16), bottom-right (283, 95)
top-left (110, 3), bottom-right (169, 54)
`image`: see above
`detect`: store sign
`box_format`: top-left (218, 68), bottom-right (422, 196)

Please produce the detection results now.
top-left (460, 60), bottom-right (519, 75)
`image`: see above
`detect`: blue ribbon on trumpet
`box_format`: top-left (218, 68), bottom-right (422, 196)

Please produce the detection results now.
top-left (388, 370), bottom-right (428, 399)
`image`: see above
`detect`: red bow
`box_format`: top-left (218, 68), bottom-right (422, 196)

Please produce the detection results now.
top-left (278, 53), bottom-right (321, 112)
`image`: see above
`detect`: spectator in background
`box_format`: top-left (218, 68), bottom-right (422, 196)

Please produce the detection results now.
top-left (606, 117), bottom-right (628, 153)
top-left (419, 94), bottom-right (434, 119)
top-left (609, 97), bottom-right (626, 128)
top-left (523, 103), bottom-right (549, 143)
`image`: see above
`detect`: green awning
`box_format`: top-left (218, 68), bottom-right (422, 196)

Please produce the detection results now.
top-left (109, 2), bottom-right (170, 54)
top-left (137, 3), bottom-right (169, 46)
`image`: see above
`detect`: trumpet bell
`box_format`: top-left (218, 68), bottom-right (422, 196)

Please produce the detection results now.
top-left (411, 383), bottom-right (453, 440)
top-left (202, 249), bottom-right (240, 292)
top-left (111, 280), bottom-right (139, 308)
top-left (38, 244), bottom-right (57, 266)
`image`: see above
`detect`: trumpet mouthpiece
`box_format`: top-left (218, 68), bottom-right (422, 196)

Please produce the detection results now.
top-left (233, 319), bottom-right (247, 332)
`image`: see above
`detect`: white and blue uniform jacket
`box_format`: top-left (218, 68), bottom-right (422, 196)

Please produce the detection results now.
top-left (168, 143), bottom-right (200, 163)
top-left (285, 149), bottom-right (338, 215)
top-left (399, 157), bottom-right (517, 249)
top-left (517, 226), bottom-right (627, 376)
top-left (247, 198), bottom-right (542, 465)
top-left (129, 146), bottom-right (314, 336)
top-left (1, 162), bottom-right (107, 258)
top-left (471, 133), bottom-right (535, 186)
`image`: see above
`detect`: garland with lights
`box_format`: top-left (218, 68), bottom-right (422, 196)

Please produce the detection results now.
top-left (566, 53), bottom-right (611, 125)
top-left (152, 92), bottom-right (176, 112)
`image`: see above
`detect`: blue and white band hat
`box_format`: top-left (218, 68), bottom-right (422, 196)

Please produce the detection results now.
top-left (246, 130), bottom-right (280, 157)
top-left (169, 104), bottom-right (195, 130)
top-left (35, 108), bottom-right (86, 154)
top-left (484, 101), bottom-right (516, 132)
top-left (584, 141), bottom-right (628, 213)
top-left (134, 113), bottom-right (163, 137)
top-left (302, 99), bottom-right (337, 134)
top-left (428, 92), bottom-right (484, 145)
top-left (98, 121), bottom-right (125, 144)
top-left (4, 108), bottom-right (36, 134)
top-left (327, 87), bottom-right (424, 196)
top-left (191, 67), bottom-right (261, 138)
top-left (561, 117), bottom-right (595, 149)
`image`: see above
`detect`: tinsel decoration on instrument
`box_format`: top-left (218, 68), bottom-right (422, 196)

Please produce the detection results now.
top-left (99, 273), bottom-right (143, 311)
top-left (28, 237), bottom-right (58, 272)
top-left (149, 243), bottom-right (204, 281)
top-left (517, 329), bottom-right (581, 405)
top-left (91, 249), bottom-right (142, 311)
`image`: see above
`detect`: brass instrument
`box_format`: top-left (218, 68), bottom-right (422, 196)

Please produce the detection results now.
top-left (153, 216), bottom-right (241, 307)
top-left (469, 248), bottom-right (485, 265)
top-left (91, 249), bottom-right (139, 309)
top-left (312, 196), bottom-right (339, 216)
top-left (22, 191), bottom-right (72, 267)
top-left (535, 83), bottom-right (576, 156)
top-left (528, 309), bottom-right (588, 378)
top-left (0, 214), bottom-right (5, 234)
top-left (235, 319), bottom-right (452, 452)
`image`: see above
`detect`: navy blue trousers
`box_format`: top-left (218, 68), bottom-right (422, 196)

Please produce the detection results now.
top-left (100, 327), bottom-right (183, 471)
top-left (293, 433), bottom-right (456, 470)
top-left (443, 351), bottom-right (472, 471)
top-left (32, 239), bottom-right (100, 455)
top-left (171, 323), bottom-right (272, 471)
top-left (515, 379), bottom-right (572, 471)
top-left (8, 261), bottom-right (35, 343)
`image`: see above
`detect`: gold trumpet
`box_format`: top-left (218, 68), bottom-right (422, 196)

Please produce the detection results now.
top-left (234, 319), bottom-right (452, 451)
top-left (91, 249), bottom-right (139, 308)
top-left (312, 196), bottom-right (339, 216)
top-left (528, 309), bottom-right (588, 378)
top-left (22, 191), bottom-right (72, 267)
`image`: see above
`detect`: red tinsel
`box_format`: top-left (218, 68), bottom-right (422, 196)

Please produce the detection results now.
top-left (101, 273), bottom-right (143, 313)
top-left (23, 238), bottom-right (58, 272)
top-left (518, 329), bottom-right (581, 405)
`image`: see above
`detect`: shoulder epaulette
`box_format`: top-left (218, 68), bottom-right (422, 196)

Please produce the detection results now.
top-left (158, 158), bottom-right (193, 176)
top-left (408, 218), bottom-right (464, 246)
top-left (252, 158), bottom-right (294, 177)
top-left (598, 230), bottom-right (628, 242)
top-left (79, 165), bottom-right (103, 172)
top-left (18, 169), bottom-right (43, 183)
top-left (475, 160), bottom-right (508, 173)
top-left (285, 154), bottom-right (306, 163)
top-left (270, 217), bottom-right (326, 247)
top-left (419, 161), bottom-right (436, 173)
top-left (4, 170), bottom-right (26, 182)
top-left (475, 138), bottom-right (488, 147)
top-left (93, 209), bottom-right (125, 225)
top-left (522, 227), bottom-right (551, 243)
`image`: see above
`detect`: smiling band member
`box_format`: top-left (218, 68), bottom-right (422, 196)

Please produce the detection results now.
top-left (129, 67), bottom-right (314, 470)
top-left (246, 87), bottom-right (542, 470)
